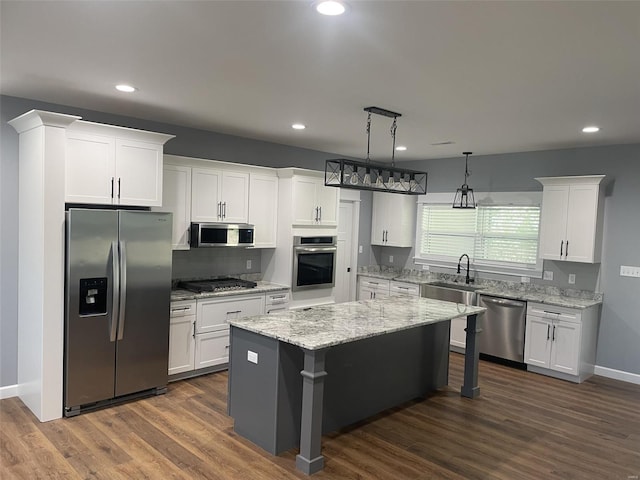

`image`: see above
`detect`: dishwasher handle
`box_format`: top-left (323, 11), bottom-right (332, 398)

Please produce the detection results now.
top-left (481, 296), bottom-right (526, 308)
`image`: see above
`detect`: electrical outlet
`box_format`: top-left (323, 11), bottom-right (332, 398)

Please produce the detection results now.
top-left (358, 245), bottom-right (363, 254)
top-left (620, 265), bottom-right (640, 277)
top-left (247, 350), bottom-right (258, 364)
top-left (521, 276), bottom-right (530, 283)
top-left (543, 271), bottom-right (554, 281)
top-left (246, 259), bottom-right (252, 269)
top-left (568, 273), bottom-right (576, 284)
top-left (389, 255), bottom-right (394, 263)
top-left (422, 264), bottom-right (430, 271)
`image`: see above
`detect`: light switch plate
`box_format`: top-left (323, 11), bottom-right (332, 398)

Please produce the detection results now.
top-left (247, 350), bottom-right (258, 364)
top-left (521, 276), bottom-right (530, 283)
top-left (422, 264), bottom-right (430, 271)
top-left (620, 265), bottom-right (640, 277)
top-left (568, 274), bottom-right (576, 284)
top-left (543, 271), bottom-right (554, 281)
top-left (246, 259), bottom-right (252, 269)
top-left (359, 245), bottom-right (363, 254)
top-left (389, 255), bottom-right (393, 263)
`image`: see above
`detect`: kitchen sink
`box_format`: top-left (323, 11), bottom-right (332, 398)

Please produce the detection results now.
top-left (420, 281), bottom-right (480, 305)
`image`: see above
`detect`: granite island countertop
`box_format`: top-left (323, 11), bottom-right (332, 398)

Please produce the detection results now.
top-left (228, 296), bottom-right (485, 351)
top-left (358, 272), bottom-right (602, 310)
top-left (171, 281), bottom-right (290, 302)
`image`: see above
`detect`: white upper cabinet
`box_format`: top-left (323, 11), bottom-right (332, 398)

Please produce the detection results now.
top-left (155, 164), bottom-right (191, 250)
top-left (191, 167), bottom-right (249, 223)
top-left (249, 173), bottom-right (278, 248)
top-left (290, 174), bottom-right (338, 226)
top-left (536, 175), bottom-right (605, 263)
top-left (65, 121), bottom-right (173, 206)
top-left (371, 192), bottom-right (416, 247)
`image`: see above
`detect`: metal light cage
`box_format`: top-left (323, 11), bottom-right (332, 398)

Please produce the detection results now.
top-left (452, 152), bottom-right (476, 209)
top-left (325, 159), bottom-right (427, 195)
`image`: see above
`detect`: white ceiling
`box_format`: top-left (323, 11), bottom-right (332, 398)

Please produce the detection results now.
top-left (2, 1), bottom-right (639, 161)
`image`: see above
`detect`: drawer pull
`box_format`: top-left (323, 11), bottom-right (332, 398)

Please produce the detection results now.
top-left (227, 310), bottom-right (242, 315)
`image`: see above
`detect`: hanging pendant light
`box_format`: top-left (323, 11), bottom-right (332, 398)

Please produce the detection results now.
top-left (325, 106), bottom-right (428, 195)
top-left (452, 152), bottom-right (476, 209)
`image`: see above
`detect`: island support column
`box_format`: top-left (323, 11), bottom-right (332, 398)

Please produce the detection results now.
top-left (461, 314), bottom-right (481, 398)
top-left (296, 348), bottom-right (328, 475)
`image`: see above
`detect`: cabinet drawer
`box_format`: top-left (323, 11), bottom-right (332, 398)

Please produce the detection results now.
top-left (359, 277), bottom-right (390, 290)
top-left (390, 281), bottom-right (420, 296)
top-left (265, 291), bottom-right (290, 306)
top-left (195, 330), bottom-right (230, 369)
top-left (196, 295), bottom-right (264, 333)
top-left (170, 300), bottom-right (196, 319)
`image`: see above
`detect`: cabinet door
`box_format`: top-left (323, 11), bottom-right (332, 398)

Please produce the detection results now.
top-left (316, 182), bottom-right (338, 226)
top-left (195, 330), bottom-right (230, 369)
top-left (168, 316), bottom-right (195, 375)
top-left (249, 174), bottom-right (278, 248)
top-left (191, 168), bottom-right (222, 222)
top-left (450, 317), bottom-right (467, 349)
top-left (66, 131), bottom-right (115, 204)
top-left (157, 165), bottom-right (191, 250)
top-left (358, 286), bottom-right (374, 300)
top-left (524, 317), bottom-right (552, 368)
top-left (220, 171), bottom-right (249, 223)
top-left (565, 185), bottom-right (599, 263)
top-left (115, 139), bottom-right (163, 206)
top-left (384, 195), bottom-right (415, 247)
top-left (550, 320), bottom-right (581, 375)
top-left (370, 193), bottom-right (388, 246)
top-left (538, 186), bottom-right (569, 261)
top-left (292, 176), bottom-right (319, 225)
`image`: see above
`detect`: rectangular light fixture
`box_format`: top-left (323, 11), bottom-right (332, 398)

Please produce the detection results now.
top-left (325, 159), bottom-right (427, 195)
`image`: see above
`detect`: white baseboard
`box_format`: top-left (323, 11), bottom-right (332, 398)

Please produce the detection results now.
top-left (0, 384), bottom-right (19, 400)
top-left (594, 365), bottom-right (640, 385)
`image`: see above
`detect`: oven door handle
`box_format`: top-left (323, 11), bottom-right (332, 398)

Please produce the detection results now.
top-left (294, 246), bottom-right (337, 253)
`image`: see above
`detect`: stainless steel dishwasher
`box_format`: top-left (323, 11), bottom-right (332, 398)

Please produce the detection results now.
top-left (478, 295), bottom-right (527, 363)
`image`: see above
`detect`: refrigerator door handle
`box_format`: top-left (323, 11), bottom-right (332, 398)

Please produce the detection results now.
top-left (117, 241), bottom-right (128, 340)
top-left (110, 241), bottom-right (120, 342)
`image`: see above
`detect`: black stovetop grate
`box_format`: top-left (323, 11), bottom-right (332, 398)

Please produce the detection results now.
top-left (178, 278), bottom-right (257, 293)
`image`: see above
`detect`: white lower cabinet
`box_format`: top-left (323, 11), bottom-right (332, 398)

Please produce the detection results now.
top-left (168, 300), bottom-right (196, 376)
top-left (389, 281), bottom-right (420, 297)
top-left (195, 330), bottom-right (231, 369)
top-left (358, 276), bottom-right (390, 300)
top-left (524, 302), bottom-right (599, 383)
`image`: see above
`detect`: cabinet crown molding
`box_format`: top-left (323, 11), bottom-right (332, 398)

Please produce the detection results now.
top-left (68, 119), bottom-right (175, 145)
top-left (535, 175), bottom-right (606, 187)
top-left (9, 109), bottom-right (81, 134)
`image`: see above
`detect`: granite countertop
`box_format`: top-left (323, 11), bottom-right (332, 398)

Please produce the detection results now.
top-left (358, 272), bottom-right (602, 310)
top-left (229, 296), bottom-right (485, 351)
top-left (171, 281), bottom-right (290, 302)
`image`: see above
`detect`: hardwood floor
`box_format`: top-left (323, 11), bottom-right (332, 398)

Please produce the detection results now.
top-left (2, 353), bottom-right (639, 479)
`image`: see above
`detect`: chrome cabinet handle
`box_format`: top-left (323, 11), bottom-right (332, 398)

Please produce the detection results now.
top-left (227, 310), bottom-right (242, 315)
top-left (111, 177), bottom-right (115, 199)
top-left (319, 206), bottom-right (322, 221)
top-left (171, 306), bottom-right (191, 312)
top-left (547, 324), bottom-right (550, 340)
top-left (223, 202), bottom-right (227, 219)
top-left (560, 240), bottom-right (564, 257)
top-left (117, 178), bottom-right (121, 199)
top-left (552, 325), bottom-right (556, 341)
top-left (193, 320), bottom-right (196, 339)
top-left (217, 201), bottom-right (221, 219)
top-left (565, 241), bottom-right (569, 257)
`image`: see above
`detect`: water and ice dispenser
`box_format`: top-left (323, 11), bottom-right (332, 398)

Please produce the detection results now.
top-left (79, 277), bottom-right (108, 316)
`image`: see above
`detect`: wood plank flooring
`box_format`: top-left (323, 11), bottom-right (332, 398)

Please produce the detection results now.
top-left (2, 353), bottom-right (639, 479)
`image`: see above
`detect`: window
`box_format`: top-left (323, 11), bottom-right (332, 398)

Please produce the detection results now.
top-left (416, 203), bottom-right (542, 276)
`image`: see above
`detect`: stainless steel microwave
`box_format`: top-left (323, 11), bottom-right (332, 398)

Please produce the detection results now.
top-left (190, 223), bottom-right (254, 247)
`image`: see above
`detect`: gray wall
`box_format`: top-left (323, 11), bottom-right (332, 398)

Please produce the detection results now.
top-left (2, 94), bottom-right (639, 385)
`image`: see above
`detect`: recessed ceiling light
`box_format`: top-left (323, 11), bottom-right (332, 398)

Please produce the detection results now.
top-left (314, 1), bottom-right (347, 16)
top-left (292, 123), bottom-right (306, 130)
top-left (582, 126), bottom-right (600, 133)
top-left (115, 84), bottom-right (137, 93)
top-left (395, 146), bottom-right (407, 151)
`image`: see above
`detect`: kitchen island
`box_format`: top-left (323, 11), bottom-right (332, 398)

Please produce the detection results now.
top-left (227, 296), bottom-right (485, 475)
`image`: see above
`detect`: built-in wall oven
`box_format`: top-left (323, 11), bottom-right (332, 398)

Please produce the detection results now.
top-left (292, 236), bottom-right (337, 291)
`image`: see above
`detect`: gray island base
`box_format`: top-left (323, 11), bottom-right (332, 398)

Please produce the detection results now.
top-left (227, 297), bottom-right (486, 475)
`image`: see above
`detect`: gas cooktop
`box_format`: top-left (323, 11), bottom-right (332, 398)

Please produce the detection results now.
top-left (178, 278), bottom-right (257, 294)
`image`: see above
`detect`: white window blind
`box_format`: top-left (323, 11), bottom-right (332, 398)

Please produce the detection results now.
top-left (418, 204), bottom-right (541, 273)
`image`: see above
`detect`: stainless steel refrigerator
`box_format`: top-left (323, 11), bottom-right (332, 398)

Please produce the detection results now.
top-left (64, 208), bottom-right (172, 417)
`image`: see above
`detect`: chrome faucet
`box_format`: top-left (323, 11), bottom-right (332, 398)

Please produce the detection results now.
top-left (457, 254), bottom-right (471, 284)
